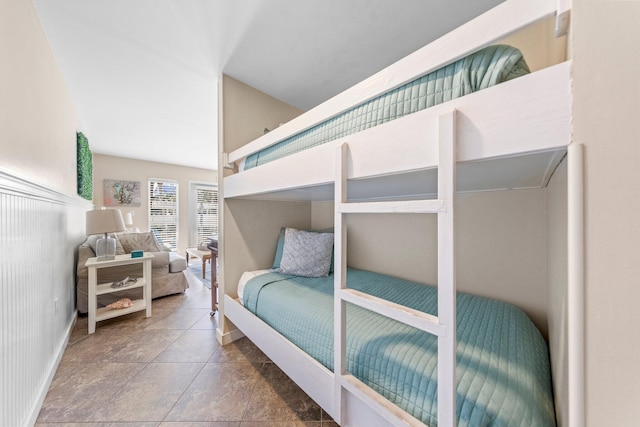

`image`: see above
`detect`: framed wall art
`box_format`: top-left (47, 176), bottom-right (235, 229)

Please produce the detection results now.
top-left (103, 179), bottom-right (141, 207)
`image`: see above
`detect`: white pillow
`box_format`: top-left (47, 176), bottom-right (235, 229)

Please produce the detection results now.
top-left (277, 228), bottom-right (334, 277)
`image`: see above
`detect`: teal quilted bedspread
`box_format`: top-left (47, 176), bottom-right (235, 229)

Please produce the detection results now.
top-left (243, 268), bottom-right (555, 426)
top-left (244, 45), bottom-right (530, 170)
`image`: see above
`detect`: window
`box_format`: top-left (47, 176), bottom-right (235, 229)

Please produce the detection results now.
top-left (189, 183), bottom-right (218, 247)
top-left (148, 179), bottom-right (178, 250)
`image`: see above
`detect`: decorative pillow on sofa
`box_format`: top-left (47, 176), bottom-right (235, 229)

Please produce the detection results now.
top-left (86, 234), bottom-right (125, 255)
top-left (117, 232), bottom-right (163, 254)
top-left (277, 228), bottom-right (334, 277)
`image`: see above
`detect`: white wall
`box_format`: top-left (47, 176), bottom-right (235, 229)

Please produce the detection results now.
top-left (0, 0), bottom-right (77, 193)
top-left (0, 0), bottom-right (88, 425)
top-left (572, 1), bottom-right (640, 425)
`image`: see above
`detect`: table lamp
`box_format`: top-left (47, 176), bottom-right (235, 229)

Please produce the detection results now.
top-left (86, 208), bottom-right (126, 261)
top-left (123, 211), bottom-right (134, 228)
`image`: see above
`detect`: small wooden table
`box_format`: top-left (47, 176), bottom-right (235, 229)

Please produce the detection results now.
top-left (85, 253), bottom-right (153, 334)
top-left (185, 248), bottom-right (212, 279)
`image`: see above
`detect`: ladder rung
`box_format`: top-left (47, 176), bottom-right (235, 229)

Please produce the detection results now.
top-left (338, 374), bottom-right (425, 427)
top-left (339, 288), bottom-right (446, 337)
top-left (337, 199), bottom-right (445, 214)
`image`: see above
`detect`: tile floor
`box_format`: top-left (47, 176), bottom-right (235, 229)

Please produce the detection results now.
top-left (36, 269), bottom-right (337, 426)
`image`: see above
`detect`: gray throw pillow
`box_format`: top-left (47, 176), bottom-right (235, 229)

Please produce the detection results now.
top-left (277, 228), bottom-right (334, 277)
top-left (117, 232), bottom-right (163, 253)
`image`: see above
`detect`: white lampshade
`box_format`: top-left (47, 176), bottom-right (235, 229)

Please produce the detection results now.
top-left (86, 209), bottom-right (126, 236)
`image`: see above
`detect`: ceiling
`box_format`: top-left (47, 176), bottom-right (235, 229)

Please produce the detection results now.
top-left (33, 0), bottom-right (503, 170)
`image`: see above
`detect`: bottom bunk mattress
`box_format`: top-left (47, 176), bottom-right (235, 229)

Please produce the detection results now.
top-left (241, 268), bottom-right (556, 427)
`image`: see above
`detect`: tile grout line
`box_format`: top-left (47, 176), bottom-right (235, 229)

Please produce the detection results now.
top-left (158, 358), bottom-right (208, 423)
top-left (158, 306), bottom-right (218, 423)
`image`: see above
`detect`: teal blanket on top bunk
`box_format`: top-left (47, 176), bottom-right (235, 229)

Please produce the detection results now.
top-left (243, 268), bottom-right (556, 427)
top-left (244, 44), bottom-right (530, 170)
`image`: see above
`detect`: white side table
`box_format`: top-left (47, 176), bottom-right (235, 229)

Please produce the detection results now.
top-left (85, 253), bottom-right (154, 334)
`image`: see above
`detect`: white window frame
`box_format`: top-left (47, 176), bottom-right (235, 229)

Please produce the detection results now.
top-left (188, 181), bottom-right (218, 247)
top-left (148, 179), bottom-right (179, 250)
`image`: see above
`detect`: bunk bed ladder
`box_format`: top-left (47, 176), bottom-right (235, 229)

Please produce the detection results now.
top-left (333, 110), bottom-right (457, 427)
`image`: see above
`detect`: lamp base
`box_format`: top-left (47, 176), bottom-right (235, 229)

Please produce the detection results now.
top-left (96, 233), bottom-right (117, 261)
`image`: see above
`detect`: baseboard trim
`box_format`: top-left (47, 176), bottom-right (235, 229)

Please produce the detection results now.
top-left (26, 312), bottom-right (77, 427)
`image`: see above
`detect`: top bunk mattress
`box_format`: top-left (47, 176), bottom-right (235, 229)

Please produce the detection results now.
top-left (243, 44), bottom-right (530, 170)
top-left (240, 268), bottom-right (556, 426)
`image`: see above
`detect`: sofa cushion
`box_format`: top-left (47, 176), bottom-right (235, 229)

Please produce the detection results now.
top-left (117, 232), bottom-right (163, 253)
top-left (168, 252), bottom-right (187, 273)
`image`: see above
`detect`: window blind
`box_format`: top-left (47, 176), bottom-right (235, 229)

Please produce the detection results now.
top-left (148, 180), bottom-right (178, 250)
top-left (195, 185), bottom-right (218, 245)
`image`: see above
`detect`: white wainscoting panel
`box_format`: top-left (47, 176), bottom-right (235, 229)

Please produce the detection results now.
top-left (0, 169), bottom-right (90, 426)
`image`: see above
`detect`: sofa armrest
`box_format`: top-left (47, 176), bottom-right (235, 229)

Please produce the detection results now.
top-left (77, 244), bottom-right (95, 279)
top-left (149, 251), bottom-right (170, 268)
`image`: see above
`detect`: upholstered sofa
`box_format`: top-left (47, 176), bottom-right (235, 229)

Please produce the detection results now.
top-left (76, 231), bottom-right (189, 313)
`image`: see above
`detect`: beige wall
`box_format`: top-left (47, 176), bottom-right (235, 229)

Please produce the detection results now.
top-left (93, 154), bottom-right (216, 254)
top-left (572, 1), bottom-right (640, 425)
top-left (312, 187), bottom-right (550, 338)
top-left (0, 0), bottom-right (77, 195)
top-left (220, 74), bottom-right (303, 155)
top-left (498, 16), bottom-right (567, 72)
top-left (218, 74), bottom-right (304, 338)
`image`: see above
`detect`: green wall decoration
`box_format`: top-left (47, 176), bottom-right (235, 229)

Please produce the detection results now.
top-left (76, 131), bottom-right (93, 200)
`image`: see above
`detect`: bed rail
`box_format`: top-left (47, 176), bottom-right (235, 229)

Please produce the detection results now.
top-left (227, 0), bottom-right (559, 166)
top-left (333, 111), bottom-right (457, 426)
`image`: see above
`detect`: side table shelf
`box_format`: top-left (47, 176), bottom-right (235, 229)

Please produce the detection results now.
top-left (85, 253), bottom-right (154, 334)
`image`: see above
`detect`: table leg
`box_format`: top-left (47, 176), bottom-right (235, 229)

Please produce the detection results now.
top-left (88, 267), bottom-right (97, 334)
top-left (210, 253), bottom-right (218, 315)
top-left (144, 258), bottom-right (152, 317)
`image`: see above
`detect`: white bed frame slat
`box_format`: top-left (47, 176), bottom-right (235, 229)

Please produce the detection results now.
top-left (223, 294), bottom-right (337, 414)
top-left (337, 200), bottom-right (445, 214)
top-left (339, 289), bottom-right (444, 337)
top-left (224, 62), bottom-right (571, 201)
top-left (339, 374), bottom-right (426, 427)
top-left (555, 0), bottom-right (571, 36)
top-left (227, 0), bottom-right (557, 164)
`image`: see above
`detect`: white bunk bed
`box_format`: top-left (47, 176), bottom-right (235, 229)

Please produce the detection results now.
top-left (217, 0), bottom-right (582, 425)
